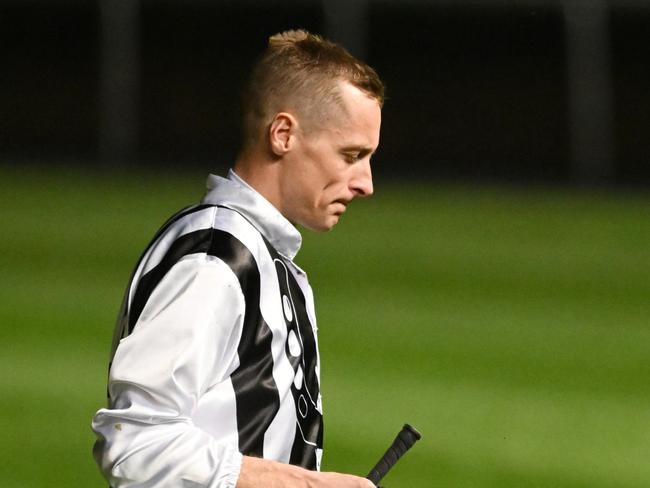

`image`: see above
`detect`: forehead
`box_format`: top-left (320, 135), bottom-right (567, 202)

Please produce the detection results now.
top-left (326, 82), bottom-right (382, 148)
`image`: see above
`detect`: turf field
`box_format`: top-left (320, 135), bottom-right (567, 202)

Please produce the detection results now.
top-left (1, 164), bottom-right (648, 487)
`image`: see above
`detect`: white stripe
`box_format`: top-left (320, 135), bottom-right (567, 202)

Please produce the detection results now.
top-left (126, 206), bottom-right (217, 311)
top-left (142, 206), bottom-right (217, 276)
top-left (193, 377), bottom-right (240, 447)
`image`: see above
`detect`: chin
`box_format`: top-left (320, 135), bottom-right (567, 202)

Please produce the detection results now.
top-left (304, 216), bottom-right (340, 233)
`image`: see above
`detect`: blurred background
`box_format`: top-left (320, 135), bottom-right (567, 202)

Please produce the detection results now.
top-left (1, 0), bottom-right (649, 487)
top-left (2, 0), bottom-right (650, 183)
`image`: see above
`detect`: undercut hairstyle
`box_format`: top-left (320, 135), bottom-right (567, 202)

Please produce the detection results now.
top-left (240, 29), bottom-right (385, 150)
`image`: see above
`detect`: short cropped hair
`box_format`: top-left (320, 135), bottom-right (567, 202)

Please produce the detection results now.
top-left (240, 29), bottom-right (385, 150)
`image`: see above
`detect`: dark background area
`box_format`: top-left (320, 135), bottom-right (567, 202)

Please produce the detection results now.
top-left (1, 0), bottom-right (648, 185)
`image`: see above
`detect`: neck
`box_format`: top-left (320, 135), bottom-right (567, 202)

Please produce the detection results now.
top-left (234, 149), bottom-right (284, 216)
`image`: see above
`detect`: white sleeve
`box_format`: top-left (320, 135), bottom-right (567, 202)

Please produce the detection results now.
top-left (92, 254), bottom-right (245, 488)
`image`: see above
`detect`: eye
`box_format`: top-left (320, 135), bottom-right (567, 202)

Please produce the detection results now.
top-left (342, 152), bottom-right (360, 164)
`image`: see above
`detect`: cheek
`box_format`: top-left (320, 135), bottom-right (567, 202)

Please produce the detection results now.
top-left (302, 146), bottom-right (346, 199)
top-left (318, 158), bottom-right (348, 189)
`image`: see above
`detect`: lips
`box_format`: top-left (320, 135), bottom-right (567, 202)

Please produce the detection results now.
top-left (334, 197), bottom-right (352, 207)
top-left (334, 198), bottom-right (350, 211)
top-left (332, 199), bottom-right (350, 214)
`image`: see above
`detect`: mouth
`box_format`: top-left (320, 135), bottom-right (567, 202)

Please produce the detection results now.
top-left (332, 200), bottom-right (349, 215)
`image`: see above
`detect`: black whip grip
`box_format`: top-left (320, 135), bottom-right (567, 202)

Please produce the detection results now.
top-left (366, 424), bottom-right (422, 485)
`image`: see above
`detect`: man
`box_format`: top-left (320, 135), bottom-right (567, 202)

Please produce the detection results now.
top-left (92, 29), bottom-right (383, 487)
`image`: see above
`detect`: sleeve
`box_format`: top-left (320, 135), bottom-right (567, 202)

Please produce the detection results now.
top-left (92, 254), bottom-right (245, 488)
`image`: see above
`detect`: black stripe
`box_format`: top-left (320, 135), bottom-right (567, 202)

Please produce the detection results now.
top-left (209, 234), bottom-right (280, 456)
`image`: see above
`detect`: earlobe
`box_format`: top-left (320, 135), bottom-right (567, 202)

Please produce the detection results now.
top-left (269, 112), bottom-right (296, 156)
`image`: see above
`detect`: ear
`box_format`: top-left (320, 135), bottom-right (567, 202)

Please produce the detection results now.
top-left (268, 112), bottom-right (298, 157)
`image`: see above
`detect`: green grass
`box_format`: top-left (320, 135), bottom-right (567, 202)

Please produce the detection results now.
top-left (1, 164), bottom-right (649, 487)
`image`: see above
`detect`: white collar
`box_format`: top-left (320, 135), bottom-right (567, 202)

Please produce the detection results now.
top-left (202, 169), bottom-right (303, 260)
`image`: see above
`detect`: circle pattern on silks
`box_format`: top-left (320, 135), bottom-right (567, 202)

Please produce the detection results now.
top-left (272, 254), bottom-right (324, 468)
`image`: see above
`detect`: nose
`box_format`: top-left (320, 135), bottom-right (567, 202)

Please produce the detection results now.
top-left (350, 158), bottom-right (374, 197)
